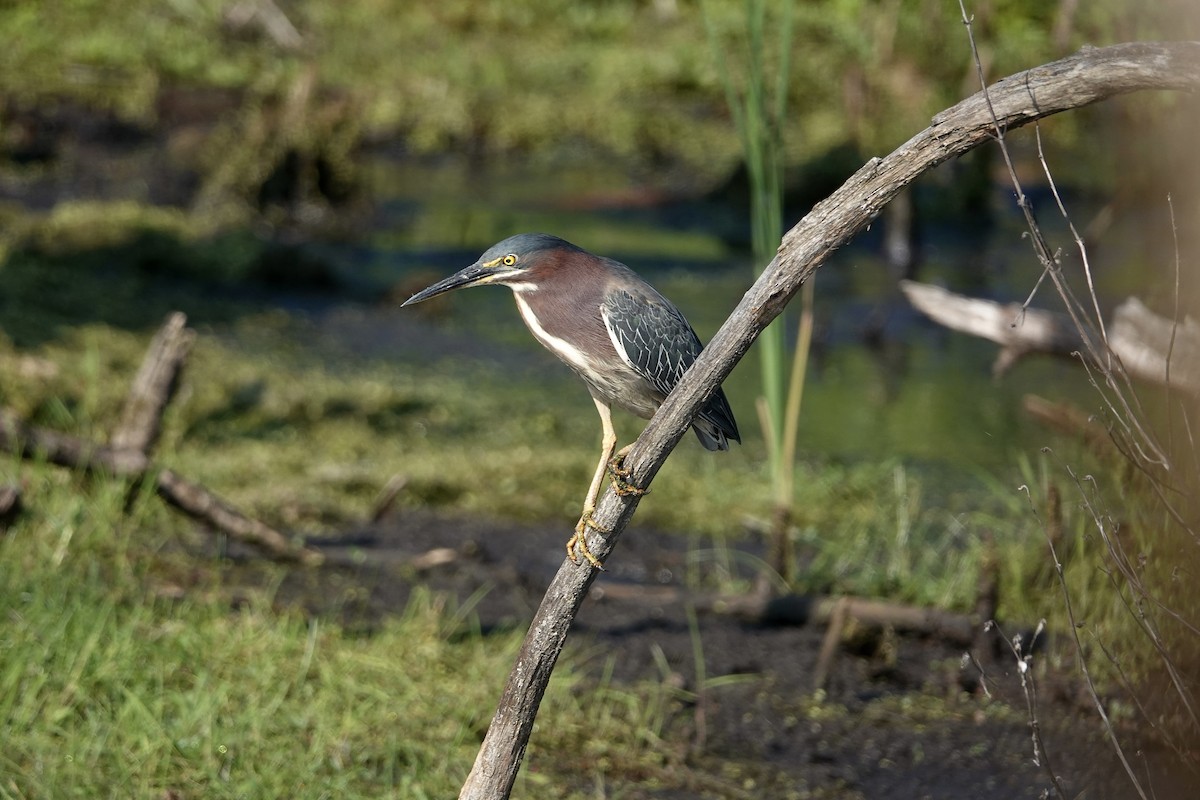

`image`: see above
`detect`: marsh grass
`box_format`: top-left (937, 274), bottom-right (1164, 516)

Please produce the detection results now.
top-left (0, 244), bottom-right (1106, 612)
top-left (0, 460), bottom-right (684, 798)
top-left (4, 6), bottom-right (1197, 793)
top-left (0, 0), bottom-right (1141, 210)
top-left (7, 550), bottom-right (438, 796)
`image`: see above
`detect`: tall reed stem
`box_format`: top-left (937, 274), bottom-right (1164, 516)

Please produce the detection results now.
top-left (705, 0), bottom-right (808, 552)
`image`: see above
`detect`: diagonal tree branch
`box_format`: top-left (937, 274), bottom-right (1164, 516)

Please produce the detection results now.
top-left (459, 41), bottom-right (1200, 799)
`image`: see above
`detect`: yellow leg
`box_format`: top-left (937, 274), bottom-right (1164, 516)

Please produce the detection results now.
top-left (566, 398), bottom-right (618, 568)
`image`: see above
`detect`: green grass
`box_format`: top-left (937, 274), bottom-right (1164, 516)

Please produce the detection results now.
top-left (0, 460), bottom-right (682, 798)
top-left (2, 578), bottom-right (494, 796)
top-left (2, 2), bottom-right (1197, 787)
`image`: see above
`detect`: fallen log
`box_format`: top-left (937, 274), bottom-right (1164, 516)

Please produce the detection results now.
top-left (0, 312), bottom-right (322, 566)
top-left (592, 581), bottom-right (986, 648)
top-left (901, 281), bottom-right (1200, 394)
top-left (157, 468), bottom-right (322, 565)
top-left (316, 544), bottom-right (459, 570)
top-left (1109, 297), bottom-right (1200, 394)
top-left (0, 410), bottom-right (149, 474)
top-left (0, 410), bottom-right (323, 565)
top-left (900, 279), bottom-right (1080, 377)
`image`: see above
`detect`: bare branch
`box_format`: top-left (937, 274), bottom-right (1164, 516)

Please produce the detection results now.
top-left (0, 409), bottom-right (323, 566)
top-left (900, 280), bottom-right (1082, 375)
top-left (901, 281), bottom-right (1200, 394)
top-left (0, 312), bottom-right (322, 566)
top-left (156, 468), bottom-right (323, 565)
top-left (111, 311), bottom-right (194, 456)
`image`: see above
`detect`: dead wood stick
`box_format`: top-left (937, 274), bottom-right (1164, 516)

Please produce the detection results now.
top-left (902, 282), bottom-right (1200, 394)
top-left (812, 597), bottom-right (850, 693)
top-left (595, 582), bottom-right (987, 646)
top-left (0, 408), bottom-right (322, 565)
top-left (459, 42), bottom-right (1200, 799)
top-left (900, 280), bottom-right (1083, 376)
top-left (370, 473), bottom-right (409, 523)
top-left (724, 593), bottom-right (981, 645)
top-left (0, 409), bottom-right (149, 474)
top-left (111, 311), bottom-right (195, 456)
top-left (287, 544), bottom-right (458, 570)
top-left (1022, 394), bottom-right (1113, 453)
top-left (156, 468), bottom-right (322, 566)
top-left (809, 596), bottom-right (978, 644)
top-left (223, 0), bottom-right (305, 51)
top-left (1109, 297), bottom-right (1200, 394)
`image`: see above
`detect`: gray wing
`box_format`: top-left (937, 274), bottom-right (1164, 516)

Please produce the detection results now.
top-left (603, 287), bottom-right (702, 399)
top-left (602, 286), bottom-right (741, 450)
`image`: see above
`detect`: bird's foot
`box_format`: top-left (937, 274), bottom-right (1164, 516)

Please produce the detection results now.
top-left (607, 454), bottom-right (648, 497)
top-left (566, 510), bottom-right (605, 569)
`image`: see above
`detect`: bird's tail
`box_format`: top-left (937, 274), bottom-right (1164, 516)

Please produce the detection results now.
top-left (691, 390), bottom-right (740, 451)
top-left (691, 420), bottom-right (730, 451)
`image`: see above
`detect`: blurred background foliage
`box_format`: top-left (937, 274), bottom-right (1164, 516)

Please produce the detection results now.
top-left (0, 0), bottom-right (1194, 304)
top-left (2, 0), bottom-right (1192, 208)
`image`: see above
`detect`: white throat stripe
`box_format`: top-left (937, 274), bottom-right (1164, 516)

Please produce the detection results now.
top-left (513, 295), bottom-right (591, 373)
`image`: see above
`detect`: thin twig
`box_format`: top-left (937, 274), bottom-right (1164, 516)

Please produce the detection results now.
top-left (1035, 125), bottom-right (1107, 345)
top-left (1019, 481), bottom-right (1150, 800)
top-left (1058, 462), bottom-right (1200, 722)
top-left (992, 616), bottom-right (1069, 799)
top-left (812, 596), bottom-right (849, 693)
top-left (958, 0), bottom-right (1174, 474)
top-left (961, 648), bottom-right (993, 699)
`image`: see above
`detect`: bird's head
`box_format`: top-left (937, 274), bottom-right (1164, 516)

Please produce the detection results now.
top-left (401, 233), bottom-right (578, 306)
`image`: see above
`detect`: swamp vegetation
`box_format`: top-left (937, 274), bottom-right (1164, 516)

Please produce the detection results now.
top-left (2, 1), bottom-right (1200, 797)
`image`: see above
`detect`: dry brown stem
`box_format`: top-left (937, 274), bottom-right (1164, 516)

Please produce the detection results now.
top-left (110, 311), bottom-right (195, 455)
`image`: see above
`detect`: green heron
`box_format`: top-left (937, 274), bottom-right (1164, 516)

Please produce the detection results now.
top-left (402, 233), bottom-right (740, 567)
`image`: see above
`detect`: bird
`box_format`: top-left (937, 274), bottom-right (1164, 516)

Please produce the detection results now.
top-left (402, 233), bottom-right (740, 568)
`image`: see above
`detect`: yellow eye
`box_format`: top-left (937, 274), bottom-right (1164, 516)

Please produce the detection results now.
top-left (502, 254), bottom-right (518, 267)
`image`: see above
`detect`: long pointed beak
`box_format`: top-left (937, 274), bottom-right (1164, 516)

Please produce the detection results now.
top-left (401, 262), bottom-right (496, 307)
